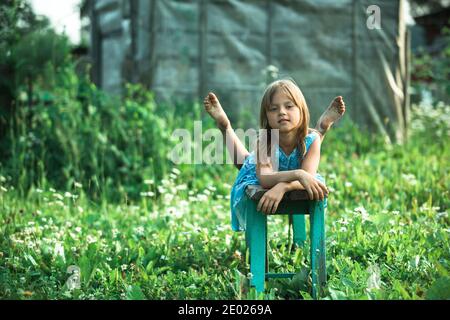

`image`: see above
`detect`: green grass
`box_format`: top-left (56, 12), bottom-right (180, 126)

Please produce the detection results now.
top-left (0, 104), bottom-right (449, 300)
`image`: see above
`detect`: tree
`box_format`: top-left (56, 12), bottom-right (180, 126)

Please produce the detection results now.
top-left (408, 0), bottom-right (449, 17)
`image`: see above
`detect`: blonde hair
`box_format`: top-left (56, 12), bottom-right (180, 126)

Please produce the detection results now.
top-left (257, 78), bottom-right (310, 165)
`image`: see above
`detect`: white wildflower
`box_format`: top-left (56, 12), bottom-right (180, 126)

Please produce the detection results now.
top-left (164, 193), bottom-right (174, 203)
top-left (121, 264), bottom-right (128, 271)
top-left (179, 200), bottom-right (189, 208)
top-left (74, 182), bottom-right (83, 189)
top-left (144, 179), bottom-right (154, 185)
top-left (166, 206), bottom-right (177, 216)
top-left (134, 226), bottom-right (145, 236)
top-left (328, 173), bottom-right (337, 180)
top-left (112, 228), bottom-right (119, 238)
top-left (345, 182), bottom-right (353, 188)
top-left (354, 206), bottom-right (370, 222)
top-left (171, 168), bottom-right (181, 175)
top-left (437, 212), bottom-right (448, 218)
top-left (53, 193), bottom-right (64, 201)
top-left (176, 184), bottom-right (187, 191)
top-left (401, 173), bottom-right (418, 186)
top-left (55, 200), bottom-right (65, 207)
top-left (64, 192), bottom-right (73, 198)
top-left (366, 264), bottom-right (381, 290)
top-left (54, 242), bottom-right (65, 260)
top-left (86, 235), bottom-right (97, 244)
top-left (225, 234), bottom-right (231, 246)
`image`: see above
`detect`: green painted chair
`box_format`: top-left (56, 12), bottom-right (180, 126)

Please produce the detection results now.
top-left (243, 185), bottom-right (326, 299)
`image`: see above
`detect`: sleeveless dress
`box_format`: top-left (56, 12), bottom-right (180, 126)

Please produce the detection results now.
top-left (230, 131), bottom-right (326, 232)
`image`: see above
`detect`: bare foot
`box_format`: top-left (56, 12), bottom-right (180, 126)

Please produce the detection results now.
top-left (315, 96), bottom-right (346, 135)
top-left (203, 92), bottom-right (231, 131)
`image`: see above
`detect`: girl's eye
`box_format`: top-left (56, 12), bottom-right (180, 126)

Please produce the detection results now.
top-left (286, 105), bottom-right (294, 109)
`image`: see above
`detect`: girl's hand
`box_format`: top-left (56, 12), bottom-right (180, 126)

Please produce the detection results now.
top-left (257, 183), bottom-right (287, 214)
top-left (295, 170), bottom-right (329, 201)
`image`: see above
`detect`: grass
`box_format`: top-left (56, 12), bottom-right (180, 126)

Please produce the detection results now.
top-left (0, 104), bottom-right (449, 300)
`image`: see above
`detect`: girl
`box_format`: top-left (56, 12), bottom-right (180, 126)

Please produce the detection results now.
top-left (204, 79), bottom-right (345, 231)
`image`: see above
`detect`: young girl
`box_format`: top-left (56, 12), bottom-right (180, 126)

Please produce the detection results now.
top-left (204, 79), bottom-right (345, 231)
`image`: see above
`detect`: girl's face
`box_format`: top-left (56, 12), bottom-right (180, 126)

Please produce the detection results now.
top-left (266, 89), bottom-right (301, 133)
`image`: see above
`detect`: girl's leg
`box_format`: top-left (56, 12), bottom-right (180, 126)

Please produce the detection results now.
top-left (204, 93), bottom-right (250, 170)
top-left (314, 96), bottom-right (346, 140)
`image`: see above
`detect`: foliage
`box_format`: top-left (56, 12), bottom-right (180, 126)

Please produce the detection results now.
top-left (411, 25), bottom-right (450, 104)
top-left (0, 0), bottom-right (448, 300)
top-left (0, 104), bottom-right (448, 300)
top-left (1, 80), bottom-right (182, 201)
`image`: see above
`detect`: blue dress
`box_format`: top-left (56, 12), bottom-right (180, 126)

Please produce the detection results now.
top-left (230, 131), bottom-right (326, 232)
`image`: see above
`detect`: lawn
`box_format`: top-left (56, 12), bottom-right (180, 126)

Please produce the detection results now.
top-left (0, 104), bottom-right (449, 300)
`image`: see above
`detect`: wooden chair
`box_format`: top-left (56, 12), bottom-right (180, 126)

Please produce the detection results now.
top-left (242, 185), bottom-right (326, 299)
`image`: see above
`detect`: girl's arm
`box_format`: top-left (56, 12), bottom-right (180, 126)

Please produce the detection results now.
top-left (257, 136), bottom-right (328, 200)
top-left (256, 137), bottom-right (322, 188)
top-left (286, 137), bottom-right (328, 199)
top-left (220, 125), bottom-right (250, 170)
top-left (256, 163), bottom-right (302, 189)
top-left (301, 136), bottom-right (321, 176)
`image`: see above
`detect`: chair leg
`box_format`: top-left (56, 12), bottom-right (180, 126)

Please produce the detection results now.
top-left (246, 196), bottom-right (267, 293)
top-left (309, 200), bottom-right (326, 299)
top-left (292, 215), bottom-right (306, 247)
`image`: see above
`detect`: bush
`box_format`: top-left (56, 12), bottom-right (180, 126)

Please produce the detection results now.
top-left (2, 78), bottom-right (179, 200)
